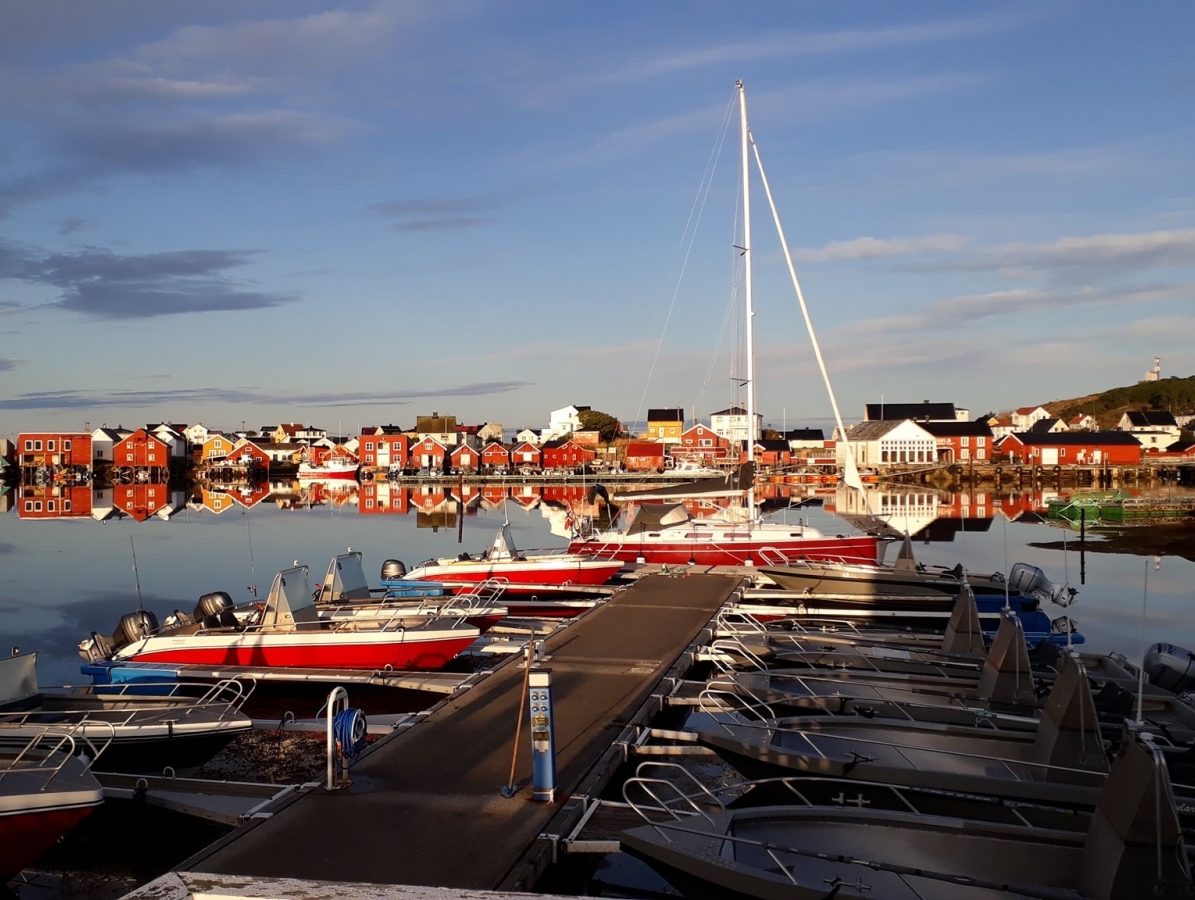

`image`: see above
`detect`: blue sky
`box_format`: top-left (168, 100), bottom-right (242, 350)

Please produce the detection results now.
top-left (1, 1), bottom-right (1192, 438)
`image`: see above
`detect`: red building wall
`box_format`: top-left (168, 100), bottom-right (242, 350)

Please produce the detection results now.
top-left (17, 432), bottom-right (92, 468)
top-left (114, 430), bottom-right (169, 468)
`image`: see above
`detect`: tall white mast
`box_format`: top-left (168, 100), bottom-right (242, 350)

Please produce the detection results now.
top-left (737, 80), bottom-right (757, 523)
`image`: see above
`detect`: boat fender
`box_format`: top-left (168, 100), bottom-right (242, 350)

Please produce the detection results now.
top-left (1143, 643), bottom-right (1195, 693)
top-left (380, 559), bottom-right (407, 580)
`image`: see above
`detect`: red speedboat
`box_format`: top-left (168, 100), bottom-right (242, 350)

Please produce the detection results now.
top-left (397, 524), bottom-right (624, 591)
top-left (1, 732), bottom-right (103, 881)
top-left (78, 564), bottom-right (480, 672)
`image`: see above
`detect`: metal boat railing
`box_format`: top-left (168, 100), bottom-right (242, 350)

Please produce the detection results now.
top-left (0, 678), bottom-right (253, 730)
top-left (0, 727), bottom-right (110, 787)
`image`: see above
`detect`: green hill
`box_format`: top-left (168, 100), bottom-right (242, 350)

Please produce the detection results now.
top-left (1045, 375), bottom-right (1195, 429)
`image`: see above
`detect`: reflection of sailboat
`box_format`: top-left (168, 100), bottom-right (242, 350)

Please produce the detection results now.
top-left (568, 83), bottom-right (878, 567)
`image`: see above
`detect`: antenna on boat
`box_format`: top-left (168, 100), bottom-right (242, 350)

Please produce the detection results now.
top-left (130, 536), bottom-right (144, 612)
top-left (736, 79), bottom-right (758, 527)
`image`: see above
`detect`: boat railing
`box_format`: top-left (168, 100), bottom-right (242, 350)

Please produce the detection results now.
top-left (707, 637), bottom-right (769, 674)
top-left (729, 718), bottom-right (1108, 784)
top-left (697, 686), bottom-right (777, 726)
top-left (622, 765), bottom-right (721, 833)
top-left (0, 727), bottom-right (110, 787)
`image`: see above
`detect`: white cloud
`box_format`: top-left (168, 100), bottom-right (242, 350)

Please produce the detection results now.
top-left (799, 233), bottom-right (971, 262)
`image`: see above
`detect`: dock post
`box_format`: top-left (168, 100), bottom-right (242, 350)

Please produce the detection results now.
top-left (528, 668), bottom-right (556, 802)
top-left (325, 686), bottom-right (350, 791)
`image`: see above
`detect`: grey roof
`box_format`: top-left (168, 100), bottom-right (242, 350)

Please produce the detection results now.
top-left (845, 420), bottom-right (909, 440)
top-left (865, 401), bottom-right (956, 421)
top-left (1016, 431), bottom-right (1141, 446)
top-left (1028, 418), bottom-right (1062, 433)
top-left (646, 408), bottom-right (684, 422)
top-left (784, 428), bottom-right (825, 441)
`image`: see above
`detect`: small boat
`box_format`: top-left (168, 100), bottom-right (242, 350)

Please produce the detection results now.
top-left (759, 533), bottom-right (1077, 604)
top-left (77, 563), bottom-right (480, 672)
top-left (1, 731), bottom-right (103, 882)
top-left (395, 523), bottom-right (625, 591)
top-left (315, 551), bottom-right (508, 632)
top-left (621, 732), bottom-right (1191, 899)
top-left (297, 459), bottom-right (359, 479)
top-left (0, 652), bottom-right (253, 773)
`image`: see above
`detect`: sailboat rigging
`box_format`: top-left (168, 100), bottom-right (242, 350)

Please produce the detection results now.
top-left (567, 81), bottom-right (879, 566)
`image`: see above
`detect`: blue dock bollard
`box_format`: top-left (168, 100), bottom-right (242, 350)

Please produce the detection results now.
top-left (528, 668), bottom-right (556, 802)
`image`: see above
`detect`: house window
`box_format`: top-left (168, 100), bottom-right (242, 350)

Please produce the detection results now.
top-left (34, 501), bottom-right (42, 511)
top-left (24, 501), bottom-right (32, 511)
top-left (34, 440), bottom-right (42, 451)
top-left (148, 451), bottom-right (156, 461)
top-left (64, 501), bottom-right (72, 511)
top-left (48, 501), bottom-right (56, 511)
top-left (366, 442), bottom-right (375, 451)
top-left (48, 440), bottom-right (56, 451)
top-left (24, 440), bottom-right (32, 451)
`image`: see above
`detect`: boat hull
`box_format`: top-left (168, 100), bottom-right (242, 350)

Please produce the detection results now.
top-left (568, 534), bottom-right (878, 567)
top-left (404, 558), bottom-right (623, 589)
top-left (760, 566), bottom-right (1007, 597)
top-left (0, 804), bottom-right (100, 880)
top-left (113, 632), bottom-right (477, 672)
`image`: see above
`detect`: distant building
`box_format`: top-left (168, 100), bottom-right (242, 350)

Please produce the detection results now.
top-left (838, 420), bottom-right (936, 468)
top-left (921, 421), bottom-right (994, 462)
top-left (996, 431), bottom-right (1141, 466)
top-left (1027, 417), bottom-right (1068, 435)
top-left (1011, 406), bottom-right (1051, 431)
top-left (541, 405), bottom-right (590, 442)
top-left (673, 424), bottom-right (732, 465)
top-left (1117, 410), bottom-right (1181, 450)
top-left (710, 405), bottom-right (761, 444)
top-left (644, 408), bottom-right (684, 443)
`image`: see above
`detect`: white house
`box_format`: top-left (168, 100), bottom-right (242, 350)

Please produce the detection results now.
top-left (1117, 410), bottom-right (1182, 450)
top-left (514, 428), bottom-right (540, 446)
top-left (478, 422), bottom-right (504, 443)
top-left (837, 419), bottom-right (937, 468)
top-left (541, 405), bottom-right (588, 442)
top-left (183, 422), bottom-right (212, 449)
top-left (1011, 406), bottom-right (1051, 431)
top-left (710, 405), bottom-right (762, 444)
top-left (90, 427), bottom-right (130, 462)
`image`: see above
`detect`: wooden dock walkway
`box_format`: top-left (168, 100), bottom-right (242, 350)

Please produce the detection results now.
top-left (183, 573), bottom-right (740, 891)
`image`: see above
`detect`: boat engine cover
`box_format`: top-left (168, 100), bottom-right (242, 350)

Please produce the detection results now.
top-left (1143, 643), bottom-right (1195, 693)
top-left (381, 559), bottom-right (407, 579)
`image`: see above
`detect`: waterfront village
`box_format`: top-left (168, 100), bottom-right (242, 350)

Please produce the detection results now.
top-left (5, 392), bottom-right (1195, 502)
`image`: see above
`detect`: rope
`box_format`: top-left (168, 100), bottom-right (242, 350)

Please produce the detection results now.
top-left (333, 708), bottom-right (368, 763)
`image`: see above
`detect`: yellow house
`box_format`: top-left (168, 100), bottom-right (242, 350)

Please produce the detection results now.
top-left (200, 433), bottom-right (237, 463)
top-left (644, 408), bottom-right (684, 443)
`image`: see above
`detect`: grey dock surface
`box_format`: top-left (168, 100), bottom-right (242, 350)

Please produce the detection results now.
top-left (186, 573), bottom-right (740, 890)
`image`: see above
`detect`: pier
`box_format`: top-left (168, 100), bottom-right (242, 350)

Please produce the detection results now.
top-left (177, 573), bottom-right (741, 891)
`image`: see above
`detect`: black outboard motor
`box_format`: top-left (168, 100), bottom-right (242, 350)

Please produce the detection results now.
top-left (380, 559), bottom-right (407, 580)
top-left (194, 591), bottom-right (234, 621)
top-left (1143, 643), bottom-right (1195, 693)
top-left (110, 610), bottom-right (160, 651)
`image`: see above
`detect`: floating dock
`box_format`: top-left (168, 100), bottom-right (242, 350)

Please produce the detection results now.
top-left (178, 572), bottom-right (742, 891)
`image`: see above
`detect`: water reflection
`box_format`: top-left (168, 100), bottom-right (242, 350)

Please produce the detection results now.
top-left (3, 479), bottom-right (1191, 685)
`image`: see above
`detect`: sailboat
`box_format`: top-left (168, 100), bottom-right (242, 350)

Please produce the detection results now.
top-left (567, 82), bottom-right (879, 567)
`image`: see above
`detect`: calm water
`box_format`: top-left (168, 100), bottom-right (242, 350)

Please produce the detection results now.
top-left (1, 480), bottom-right (1193, 687)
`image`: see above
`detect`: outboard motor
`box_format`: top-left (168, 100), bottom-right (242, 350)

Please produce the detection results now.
top-left (194, 591), bottom-right (234, 621)
top-left (110, 610), bottom-right (160, 651)
top-left (77, 631), bottom-right (114, 663)
top-left (380, 559), bottom-right (407, 580)
top-left (1143, 643), bottom-right (1195, 693)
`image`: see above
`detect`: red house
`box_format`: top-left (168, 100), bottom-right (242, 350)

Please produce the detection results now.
top-left (672, 425), bottom-right (731, 464)
top-left (449, 444), bottom-right (480, 473)
top-left (113, 483), bottom-right (171, 522)
top-left (481, 442), bottom-right (511, 472)
top-left (997, 431), bottom-right (1141, 466)
top-left (410, 436), bottom-right (448, 472)
top-left (922, 421), bottom-right (995, 463)
top-left (624, 441), bottom-right (666, 472)
top-left (358, 481), bottom-right (409, 515)
top-left (753, 439), bottom-right (792, 468)
top-left (114, 429), bottom-right (170, 470)
top-left (540, 438), bottom-right (595, 470)
top-left (17, 485), bottom-right (92, 519)
top-left (359, 431), bottom-right (408, 470)
top-left (228, 439), bottom-right (271, 470)
top-left (510, 441), bottom-right (541, 470)
top-left (17, 432), bottom-right (92, 469)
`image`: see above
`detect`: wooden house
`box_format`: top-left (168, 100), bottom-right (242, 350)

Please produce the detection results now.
top-left (921, 421), bottom-right (995, 463)
top-left (624, 441), bottom-right (666, 472)
top-left (996, 432), bottom-right (1142, 466)
top-left (360, 430), bottom-right (409, 471)
top-left (113, 483), bottom-right (171, 522)
top-left (113, 429), bottom-right (170, 471)
top-left (481, 442), bottom-right (511, 472)
top-left (644, 408), bottom-right (684, 443)
top-left (753, 439), bottom-right (792, 468)
top-left (410, 436), bottom-right (449, 472)
top-left (510, 441), bottom-right (542, 470)
top-left (449, 443), bottom-right (480, 473)
top-left (16, 485), bottom-right (92, 519)
top-left (540, 438), bottom-right (594, 470)
top-left (838, 420), bottom-right (937, 468)
top-left (200, 433), bottom-right (238, 463)
top-left (672, 424), bottom-right (732, 464)
top-left (358, 481), bottom-right (409, 515)
top-left (16, 432), bottom-right (92, 469)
